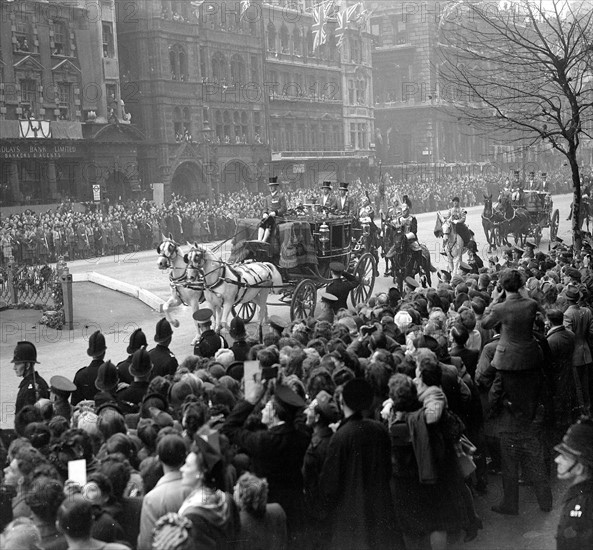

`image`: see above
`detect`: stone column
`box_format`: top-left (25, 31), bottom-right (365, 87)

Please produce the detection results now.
top-left (48, 160), bottom-right (58, 200)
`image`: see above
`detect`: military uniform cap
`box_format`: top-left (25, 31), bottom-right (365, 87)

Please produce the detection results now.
top-left (127, 328), bottom-right (147, 354)
top-left (193, 308), bottom-right (214, 324)
top-left (321, 292), bottom-right (338, 303)
top-left (524, 241), bottom-right (536, 249)
top-left (11, 341), bottom-right (39, 363)
top-left (513, 246), bottom-right (524, 254)
top-left (269, 315), bottom-right (287, 332)
top-left (154, 318), bottom-right (173, 343)
top-left (50, 375), bottom-right (76, 394)
top-left (554, 417), bottom-right (593, 469)
top-left (459, 261), bottom-right (472, 273)
top-left (87, 330), bottom-right (106, 357)
top-left (274, 384), bottom-right (306, 410)
top-left (329, 261), bottom-right (345, 274)
top-left (405, 276), bottom-right (419, 289)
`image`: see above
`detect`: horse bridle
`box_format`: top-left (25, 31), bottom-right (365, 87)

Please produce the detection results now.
top-left (186, 247), bottom-right (225, 289)
top-left (157, 240), bottom-right (178, 269)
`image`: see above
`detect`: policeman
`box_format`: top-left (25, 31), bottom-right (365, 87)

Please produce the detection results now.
top-left (554, 417), bottom-right (593, 550)
top-left (257, 177), bottom-right (288, 243)
top-left (116, 328), bottom-right (147, 384)
top-left (319, 181), bottom-right (337, 211)
top-left (49, 375), bottom-right (76, 421)
top-left (72, 330), bottom-right (107, 405)
top-left (12, 341), bottom-right (49, 414)
top-left (149, 318), bottom-right (178, 378)
top-left (194, 308), bottom-right (229, 358)
top-left (326, 262), bottom-right (360, 312)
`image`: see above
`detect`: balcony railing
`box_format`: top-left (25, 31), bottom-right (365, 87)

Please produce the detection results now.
top-left (266, 49), bottom-right (341, 68)
top-left (271, 150), bottom-right (369, 161)
top-left (269, 91), bottom-right (342, 104)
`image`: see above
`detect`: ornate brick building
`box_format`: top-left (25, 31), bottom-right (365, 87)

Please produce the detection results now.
top-left (0, 0), bottom-right (142, 206)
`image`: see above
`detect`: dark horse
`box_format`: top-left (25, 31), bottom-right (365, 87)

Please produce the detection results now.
top-left (496, 191), bottom-right (530, 246)
top-left (481, 194), bottom-right (496, 250)
top-left (385, 226), bottom-right (435, 291)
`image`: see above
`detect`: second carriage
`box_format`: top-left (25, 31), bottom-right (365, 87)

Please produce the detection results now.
top-left (518, 191), bottom-right (560, 246)
top-left (228, 211), bottom-right (377, 322)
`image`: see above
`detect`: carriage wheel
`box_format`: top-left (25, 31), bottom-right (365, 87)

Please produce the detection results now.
top-left (550, 209), bottom-right (560, 242)
top-left (290, 279), bottom-right (317, 321)
top-left (350, 253), bottom-right (376, 308)
top-left (231, 301), bottom-right (257, 324)
top-left (534, 225), bottom-right (542, 247)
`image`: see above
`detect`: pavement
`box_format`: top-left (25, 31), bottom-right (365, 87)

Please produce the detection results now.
top-left (0, 193), bottom-right (576, 548)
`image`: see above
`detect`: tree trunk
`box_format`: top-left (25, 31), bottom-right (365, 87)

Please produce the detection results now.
top-left (569, 147), bottom-right (582, 252)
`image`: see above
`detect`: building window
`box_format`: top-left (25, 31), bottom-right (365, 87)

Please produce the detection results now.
top-left (223, 111), bottom-right (231, 142)
top-left (250, 55), bottom-right (259, 82)
top-left (254, 112), bottom-right (262, 142)
top-left (183, 107), bottom-right (192, 140)
top-left (170, 44), bottom-right (187, 81)
top-left (293, 28), bottom-right (302, 55)
top-left (203, 108), bottom-right (210, 127)
top-left (311, 124), bottom-right (318, 149)
top-left (356, 78), bottom-right (366, 104)
top-left (267, 23), bottom-right (276, 51)
top-left (298, 124), bottom-right (305, 150)
top-left (57, 82), bottom-right (72, 119)
top-left (280, 25), bottom-right (289, 53)
top-left (215, 110), bottom-right (223, 141)
top-left (350, 37), bottom-right (361, 63)
top-left (52, 21), bottom-right (69, 56)
top-left (20, 79), bottom-right (37, 116)
top-left (307, 29), bottom-right (314, 56)
top-left (350, 122), bottom-right (356, 148)
top-left (14, 12), bottom-right (33, 53)
top-left (241, 112), bottom-right (248, 141)
top-left (348, 80), bottom-right (355, 104)
top-left (358, 123), bottom-right (366, 149)
top-left (230, 54), bottom-right (245, 84)
top-left (200, 47), bottom-right (206, 79)
top-left (173, 107), bottom-right (182, 141)
top-left (102, 22), bottom-right (115, 58)
top-left (211, 52), bottom-right (227, 83)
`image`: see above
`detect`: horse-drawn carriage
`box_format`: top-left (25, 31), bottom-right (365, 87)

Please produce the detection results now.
top-left (521, 191), bottom-right (560, 246)
top-left (226, 212), bottom-right (376, 322)
top-left (156, 211), bottom-right (376, 340)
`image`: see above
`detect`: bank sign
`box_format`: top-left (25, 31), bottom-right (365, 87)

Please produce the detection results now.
top-left (0, 144), bottom-right (80, 159)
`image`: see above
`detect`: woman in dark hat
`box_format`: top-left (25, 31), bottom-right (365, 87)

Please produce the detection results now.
top-left (12, 341), bottom-right (49, 414)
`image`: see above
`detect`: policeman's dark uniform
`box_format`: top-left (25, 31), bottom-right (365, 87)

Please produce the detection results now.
top-left (148, 318), bottom-right (178, 378)
top-left (555, 418), bottom-right (593, 550)
top-left (116, 328), bottom-right (147, 384)
top-left (72, 331), bottom-right (106, 406)
top-left (193, 309), bottom-right (228, 358)
top-left (12, 341), bottom-right (49, 414)
top-left (326, 262), bottom-right (359, 312)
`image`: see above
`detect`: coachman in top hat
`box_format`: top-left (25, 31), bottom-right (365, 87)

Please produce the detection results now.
top-left (257, 177), bottom-right (287, 243)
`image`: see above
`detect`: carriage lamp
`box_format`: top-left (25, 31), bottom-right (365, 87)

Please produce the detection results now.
top-left (319, 222), bottom-right (330, 253)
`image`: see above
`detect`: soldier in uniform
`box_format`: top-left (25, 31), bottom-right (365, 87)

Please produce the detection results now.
top-left (12, 341), bottom-right (49, 414)
top-left (319, 181), bottom-right (337, 211)
top-left (193, 308), bottom-right (229, 358)
top-left (335, 182), bottom-right (355, 215)
top-left (257, 177), bottom-right (287, 243)
top-left (148, 318), bottom-right (178, 378)
top-left (49, 375), bottom-right (76, 421)
top-left (393, 199), bottom-right (422, 265)
top-left (443, 196), bottom-right (471, 251)
top-left (326, 262), bottom-right (360, 312)
top-left (554, 417), bottom-right (593, 550)
top-left (116, 328), bottom-right (148, 384)
top-left (72, 330), bottom-right (107, 405)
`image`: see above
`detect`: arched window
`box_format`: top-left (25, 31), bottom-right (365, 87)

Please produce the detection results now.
top-left (102, 23), bottom-right (114, 58)
top-left (241, 112), bottom-right (248, 141)
top-left (169, 49), bottom-right (177, 80)
top-left (51, 20), bottom-right (69, 56)
top-left (178, 49), bottom-right (187, 81)
top-left (292, 28), bottom-right (301, 55)
top-left (307, 29), bottom-right (314, 56)
top-left (211, 52), bottom-right (227, 83)
top-left (233, 111), bottom-right (241, 141)
top-left (267, 23), bottom-right (276, 51)
top-left (223, 111), bottom-right (231, 142)
top-left (215, 110), bottom-right (223, 140)
top-left (183, 107), bottom-right (192, 137)
top-left (169, 44), bottom-right (187, 80)
top-left (280, 25), bottom-right (289, 53)
top-left (230, 54), bottom-right (245, 84)
top-left (173, 107), bottom-right (182, 140)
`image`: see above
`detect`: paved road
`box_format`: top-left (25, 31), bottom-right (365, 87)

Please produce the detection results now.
top-left (0, 193), bottom-right (575, 549)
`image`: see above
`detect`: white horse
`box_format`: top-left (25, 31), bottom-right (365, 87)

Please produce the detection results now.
top-left (185, 243), bottom-right (283, 332)
top-left (434, 213), bottom-right (464, 275)
top-left (156, 235), bottom-right (204, 345)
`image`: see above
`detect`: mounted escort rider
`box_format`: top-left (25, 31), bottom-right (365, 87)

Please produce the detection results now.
top-left (392, 197), bottom-right (422, 267)
top-left (441, 196), bottom-right (471, 253)
top-left (358, 195), bottom-right (381, 274)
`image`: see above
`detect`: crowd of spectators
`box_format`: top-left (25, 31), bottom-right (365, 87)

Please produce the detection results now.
top-left (2, 231), bottom-right (593, 550)
top-left (0, 168), bottom-right (579, 266)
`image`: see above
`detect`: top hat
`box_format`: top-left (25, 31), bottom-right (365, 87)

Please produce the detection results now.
top-left (95, 360), bottom-right (119, 392)
top-left (542, 172), bottom-right (547, 177)
top-left (193, 308), bottom-right (214, 324)
top-left (554, 417), bottom-right (593, 469)
top-left (329, 261), bottom-right (345, 274)
top-left (87, 330), bottom-right (107, 357)
top-left (268, 176), bottom-right (279, 185)
top-left (321, 181), bottom-right (332, 189)
top-left (339, 182), bottom-right (349, 190)
top-left (342, 378), bottom-right (373, 412)
top-left (127, 328), bottom-right (147, 355)
top-left (529, 172), bottom-right (535, 178)
top-left (130, 347), bottom-right (152, 378)
top-left (154, 318), bottom-right (173, 344)
top-left (514, 170), bottom-right (520, 176)
top-left (50, 375), bottom-right (76, 394)
top-left (11, 341), bottom-right (39, 364)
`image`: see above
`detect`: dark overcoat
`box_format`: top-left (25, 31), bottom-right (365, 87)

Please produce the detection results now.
top-left (319, 413), bottom-right (398, 550)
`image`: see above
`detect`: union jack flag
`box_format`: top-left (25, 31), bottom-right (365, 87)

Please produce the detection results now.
top-left (312, 5), bottom-right (327, 50)
top-left (240, 0), bottom-right (250, 14)
top-left (335, 10), bottom-right (347, 50)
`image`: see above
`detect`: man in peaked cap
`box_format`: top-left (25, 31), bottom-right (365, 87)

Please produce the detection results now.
top-left (193, 308), bottom-right (229, 358)
top-left (315, 292), bottom-right (338, 323)
top-left (49, 375), bottom-right (76, 421)
top-left (12, 341), bottom-right (49, 414)
top-left (148, 318), bottom-right (178, 378)
top-left (222, 381), bottom-right (311, 546)
top-left (335, 182), bottom-right (355, 214)
top-left (116, 328), bottom-right (147, 384)
top-left (72, 330), bottom-right (107, 405)
top-left (554, 417), bottom-right (593, 550)
top-left (326, 261), bottom-right (360, 313)
top-left (319, 181), bottom-right (337, 211)
top-left (268, 315), bottom-right (287, 337)
top-left (320, 378), bottom-right (398, 549)
top-left (257, 176), bottom-right (287, 243)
